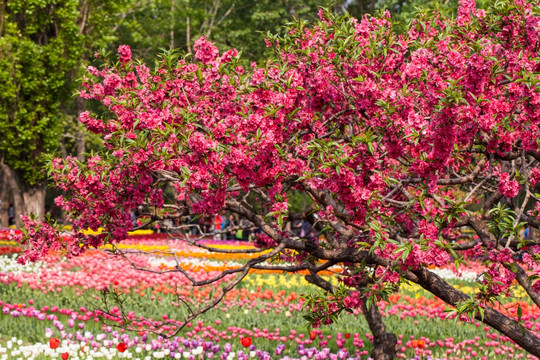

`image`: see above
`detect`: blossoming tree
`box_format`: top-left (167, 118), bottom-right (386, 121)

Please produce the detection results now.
top-left (19, 0), bottom-right (540, 358)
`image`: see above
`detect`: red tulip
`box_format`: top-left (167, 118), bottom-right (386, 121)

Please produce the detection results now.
top-left (49, 337), bottom-right (60, 349)
top-left (61, 353), bottom-right (69, 360)
top-left (240, 336), bottom-right (252, 347)
top-left (309, 331), bottom-right (317, 340)
top-left (345, 333), bottom-right (351, 339)
top-left (117, 342), bottom-right (128, 352)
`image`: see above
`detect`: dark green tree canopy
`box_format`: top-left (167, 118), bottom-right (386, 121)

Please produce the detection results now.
top-left (0, 0), bottom-right (82, 185)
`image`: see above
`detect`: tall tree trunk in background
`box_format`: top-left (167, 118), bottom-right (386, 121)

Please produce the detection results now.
top-left (75, 96), bottom-right (86, 161)
top-left (0, 1), bottom-right (6, 36)
top-left (0, 162), bottom-right (25, 226)
top-left (186, 16), bottom-right (191, 53)
top-left (0, 167), bottom-right (8, 227)
top-left (170, 0), bottom-right (175, 49)
top-left (21, 182), bottom-right (46, 219)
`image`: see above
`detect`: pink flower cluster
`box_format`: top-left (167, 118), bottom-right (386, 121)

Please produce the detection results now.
top-left (498, 172), bottom-right (520, 198)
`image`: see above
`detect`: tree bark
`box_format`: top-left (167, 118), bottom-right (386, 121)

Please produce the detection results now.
top-left (411, 267), bottom-right (540, 358)
top-left (361, 300), bottom-right (397, 360)
top-left (0, 163), bottom-right (24, 226)
top-left (170, 0), bottom-right (175, 49)
top-left (0, 168), bottom-right (8, 227)
top-left (304, 272), bottom-right (397, 360)
top-left (75, 96), bottom-right (86, 161)
top-left (21, 182), bottom-right (46, 219)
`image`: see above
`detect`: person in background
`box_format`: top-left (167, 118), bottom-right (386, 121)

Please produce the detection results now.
top-left (8, 203), bottom-right (15, 226)
top-left (221, 215), bottom-right (230, 239)
top-left (190, 216), bottom-right (200, 236)
top-left (300, 220), bottom-right (311, 238)
top-left (202, 215), bottom-right (211, 234)
top-left (240, 218), bottom-right (252, 241)
top-left (131, 209), bottom-right (137, 226)
top-left (214, 214), bottom-right (223, 240)
top-left (522, 226), bottom-right (530, 239)
top-left (226, 214), bottom-right (236, 240)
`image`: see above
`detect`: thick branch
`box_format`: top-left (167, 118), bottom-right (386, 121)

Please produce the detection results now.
top-left (410, 267), bottom-right (540, 357)
top-left (494, 150), bottom-right (540, 162)
top-left (452, 239), bottom-right (480, 251)
top-left (520, 213), bottom-right (540, 229)
top-left (505, 262), bottom-right (540, 309)
top-left (252, 260), bottom-right (336, 273)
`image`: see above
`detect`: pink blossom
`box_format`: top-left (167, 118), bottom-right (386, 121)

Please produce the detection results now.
top-left (498, 172), bottom-right (520, 198)
top-left (530, 168), bottom-right (540, 186)
top-left (118, 45), bottom-right (132, 63)
top-left (193, 37), bottom-right (219, 65)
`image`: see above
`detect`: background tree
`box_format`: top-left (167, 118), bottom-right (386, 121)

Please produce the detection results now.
top-left (17, 0), bottom-right (540, 357)
top-left (114, 0), bottom-right (332, 62)
top-left (0, 0), bottom-right (135, 224)
top-left (0, 0), bottom-right (82, 221)
top-left (60, 0), bottom-right (134, 163)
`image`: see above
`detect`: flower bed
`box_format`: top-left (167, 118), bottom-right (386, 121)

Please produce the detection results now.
top-left (0, 235), bottom-right (537, 359)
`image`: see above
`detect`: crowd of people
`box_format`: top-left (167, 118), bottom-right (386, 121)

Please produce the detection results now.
top-left (183, 214), bottom-right (259, 241)
top-left (3, 201), bottom-right (317, 243)
top-left (153, 213), bottom-right (317, 242)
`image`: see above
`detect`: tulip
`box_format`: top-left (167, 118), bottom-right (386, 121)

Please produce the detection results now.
top-left (49, 337), bottom-right (60, 349)
top-left (117, 342), bottom-right (128, 352)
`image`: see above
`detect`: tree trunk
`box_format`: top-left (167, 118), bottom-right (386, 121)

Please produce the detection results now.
top-left (170, 0), bottom-right (175, 49)
top-left (76, 129), bottom-right (86, 161)
top-left (0, 168), bottom-right (8, 227)
top-left (304, 272), bottom-right (397, 359)
top-left (75, 96), bottom-right (86, 161)
top-left (0, 162), bottom-right (24, 226)
top-left (361, 300), bottom-right (397, 360)
top-left (21, 182), bottom-right (46, 219)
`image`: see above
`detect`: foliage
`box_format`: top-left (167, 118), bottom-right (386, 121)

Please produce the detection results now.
top-left (0, 0), bottom-right (82, 185)
top-left (58, 0), bottom-right (135, 150)
top-left (0, 0), bottom-right (134, 198)
top-left (373, 0), bottom-right (471, 31)
top-left (113, 0), bottom-right (333, 63)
